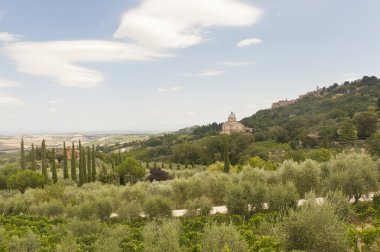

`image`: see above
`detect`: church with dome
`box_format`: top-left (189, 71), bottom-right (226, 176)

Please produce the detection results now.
top-left (221, 112), bottom-right (253, 135)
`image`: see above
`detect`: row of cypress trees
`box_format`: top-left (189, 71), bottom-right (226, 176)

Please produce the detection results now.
top-left (20, 138), bottom-right (96, 186)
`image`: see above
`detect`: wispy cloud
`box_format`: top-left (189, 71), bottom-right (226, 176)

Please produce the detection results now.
top-left (0, 93), bottom-right (23, 105)
top-left (114, 0), bottom-right (263, 49)
top-left (4, 41), bottom-right (170, 88)
top-left (158, 86), bottom-right (183, 92)
top-left (237, 37), bottom-right (262, 47)
top-left (0, 32), bottom-right (22, 42)
top-left (221, 61), bottom-right (252, 67)
top-left (3, 0), bottom-right (262, 88)
top-left (0, 78), bottom-right (19, 87)
top-left (184, 69), bottom-right (224, 77)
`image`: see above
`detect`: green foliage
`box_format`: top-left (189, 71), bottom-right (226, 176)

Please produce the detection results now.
top-left (201, 222), bottom-right (249, 252)
top-left (142, 219), bottom-right (182, 252)
top-left (353, 111), bottom-right (378, 139)
top-left (20, 138), bottom-right (25, 170)
top-left (41, 139), bottom-right (48, 183)
top-left (51, 148), bottom-right (57, 184)
top-left (185, 196), bottom-right (213, 216)
top-left (324, 152), bottom-right (379, 202)
top-left (223, 137), bottom-right (231, 173)
top-left (143, 196), bottom-right (172, 219)
top-left (117, 157), bottom-right (145, 185)
top-left (70, 142), bottom-right (77, 182)
top-left (6, 170), bottom-right (45, 193)
top-left (267, 182), bottom-right (299, 212)
top-left (63, 142), bottom-right (69, 179)
top-left (247, 156), bottom-right (278, 170)
top-left (338, 119), bottom-right (358, 143)
top-left (281, 199), bottom-right (348, 252)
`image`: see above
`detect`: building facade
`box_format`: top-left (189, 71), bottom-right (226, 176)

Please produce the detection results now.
top-left (221, 112), bottom-right (252, 135)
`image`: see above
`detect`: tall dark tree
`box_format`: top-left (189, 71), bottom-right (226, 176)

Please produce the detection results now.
top-left (82, 147), bottom-right (87, 182)
top-left (86, 147), bottom-right (91, 182)
top-left (338, 119), bottom-right (358, 143)
top-left (51, 147), bottom-right (57, 183)
top-left (353, 111), bottom-right (378, 139)
top-left (20, 138), bottom-right (26, 170)
top-left (63, 142), bottom-right (69, 179)
top-left (31, 143), bottom-right (38, 170)
top-left (91, 145), bottom-right (96, 182)
top-left (78, 140), bottom-right (84, 186)
top-left (41, 139), bottom-right (48, 183)
top-left (223, 136), bottom-right (230, 173)
top-left (70, 142), bottom-right (77, 181)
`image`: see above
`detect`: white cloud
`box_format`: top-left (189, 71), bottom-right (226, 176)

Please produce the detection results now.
top-left (49, 99), bottom-right (63, 104)
top-left (3, 40), bottom-right (170, 88)
top-left (3, 0), bottom-right (262, 88)
top-left (184, 69), bottom-right (224, 77)
top-left (49, 108), bottom-right (57, 112)
top-left (0, 78), bottom-right (19, 87)
top-left (221, 61), bottom-right (252, 67)
top-left (0, 32), bottom-right (22, 42)
top-left (158, 86), bottom-right (183, 92)
top-left (237, 37), bottom-right (262, 47)
top-left (114, 0), bottom-right (262, 49)
top-left (0, 93), bottom-right (23, 105)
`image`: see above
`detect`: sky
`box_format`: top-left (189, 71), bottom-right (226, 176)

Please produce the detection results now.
top-left (0, 0), bottom-right (380, 134)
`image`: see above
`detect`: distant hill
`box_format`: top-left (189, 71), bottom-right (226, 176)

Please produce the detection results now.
top-left (125, 76), bottom-right (380, 165)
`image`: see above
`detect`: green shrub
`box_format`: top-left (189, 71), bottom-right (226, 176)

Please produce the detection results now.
top-left (281, 200), bottom-right (348, 252)
top-left (185, 196), bottom-right (213, 216)
top-left (142, 218), bottom-right (182, 252)
top-left (117, 200), bottom-right (142, 220)
top-left (201, 222), bottom-right (249, 252)
top-left (143, 196), bottom-right (172, 219)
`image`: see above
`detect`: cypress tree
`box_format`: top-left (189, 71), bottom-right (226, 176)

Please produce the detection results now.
top-left (86, 147), bottom-right (91, 182)
top-left (177, 163), bottom-right (180, 170)
top-left (82, 147), bottom-right (87, 182)
top-left (78, 140), bottom-right (84, 186)
top-left (169, 162), bottom-right (172, 169)
top-left (154, 162), bottom-right (157, 168)
top-left (223, 136), bottom-right (230, 173)
top-left (70, 142), bottom-right (77, 181)
top-left (338, 120), bottom-right (358, 143)
top-left (161, 162), bottom-right (164, 169)
top-left (31, 143), bottom-right (38, 170)
top-left (41, 139), bottom-right (48, 183)
top-left (92, 145), bottom-right (96, 182)
top-left (63, 142), bottom-right (69, 179)
top-left (51, 147), bottom-right (57, 183)
top-left (20, 138), bottom-right (26, 170)
top-left (146, 162), bottom-right (150, 169)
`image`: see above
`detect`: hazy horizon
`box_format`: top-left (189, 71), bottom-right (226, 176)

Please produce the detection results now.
top-left (1, 0), bottom-right (380, 133)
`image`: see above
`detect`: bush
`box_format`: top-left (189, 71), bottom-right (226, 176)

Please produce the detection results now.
top-left (117, 200), bottom-right (142, 220)
top-left (147, 167), bottom-right (170, 182)
top-left (142, 218), bottom-right (182, 252)
top-left (267, 182), bottom-right (299, 212)
top-left (281, 200), bottom-right (348, 252)
top-left (185, 196), bottom-right (213, 216)
top-left (325, 153), bottom-right (378, 202)
top-left (201, 222), bottom-right (249, 252)
top-left (143, 196), bottom-right (172, 219)
top-left (6, 170), bottom-right (45, 193)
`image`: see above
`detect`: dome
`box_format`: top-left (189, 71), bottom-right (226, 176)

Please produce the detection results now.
top-left (228, 112), bottom-right (237, 122)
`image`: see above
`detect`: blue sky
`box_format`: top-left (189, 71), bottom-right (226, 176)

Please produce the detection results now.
top-left (0, 0), bottom-right (379, 134)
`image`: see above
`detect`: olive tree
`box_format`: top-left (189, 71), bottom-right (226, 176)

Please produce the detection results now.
top-left (324, 153), bottom-right (378, 202)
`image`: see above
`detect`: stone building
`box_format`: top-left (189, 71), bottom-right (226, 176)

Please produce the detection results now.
top-left (221, 112), bottom-right (252, 135)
